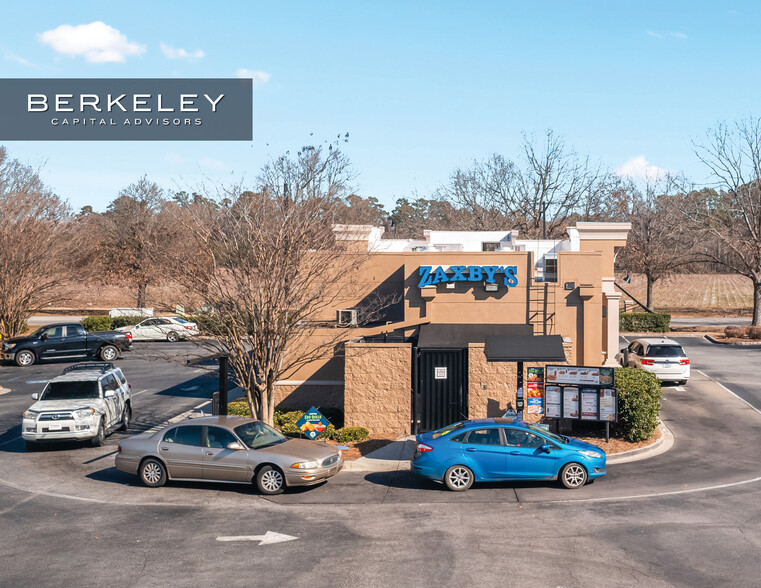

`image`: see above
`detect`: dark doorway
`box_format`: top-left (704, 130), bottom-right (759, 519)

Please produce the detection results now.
top-left (412, 348), bottom-right (468, 433)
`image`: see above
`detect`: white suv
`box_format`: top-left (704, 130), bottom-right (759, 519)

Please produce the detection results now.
top-left (616, 338), bottom-right (690, 384)
top-left (22, 363), bottom-right (132, 451)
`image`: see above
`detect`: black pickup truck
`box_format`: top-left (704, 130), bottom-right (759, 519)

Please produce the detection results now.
top-left (1, 323), bottom-right (133, 367)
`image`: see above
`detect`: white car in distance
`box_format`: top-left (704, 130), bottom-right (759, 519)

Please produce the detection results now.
top-left (117, 317), bottom-right (199, 342)
top-left (616, 337), bottom-right (690, 385)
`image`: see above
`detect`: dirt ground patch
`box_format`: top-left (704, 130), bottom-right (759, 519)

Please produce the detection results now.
top-left (574, 427), bottom-right (661, 455)
top-left (617, 273), bottom-right (752, 315)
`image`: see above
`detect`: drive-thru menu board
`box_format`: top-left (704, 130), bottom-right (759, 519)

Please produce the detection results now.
top-left (544, 366), bottom-right (617, 422)
top-left (526, 367), bottom-right (544, 415)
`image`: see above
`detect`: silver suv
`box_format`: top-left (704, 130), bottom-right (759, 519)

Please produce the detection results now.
top-left (22, 363), bottom-right (132, 451)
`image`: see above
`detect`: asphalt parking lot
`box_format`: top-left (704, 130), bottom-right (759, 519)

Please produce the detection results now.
top-left (2, 338), bottom-right (761, 586)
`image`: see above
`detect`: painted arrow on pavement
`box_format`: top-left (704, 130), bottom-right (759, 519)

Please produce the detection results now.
top-left (216, 532), bottom-right (297, 545)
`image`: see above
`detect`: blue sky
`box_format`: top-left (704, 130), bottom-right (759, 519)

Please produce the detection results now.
top-left (0, 1), bottom-right (757, 211)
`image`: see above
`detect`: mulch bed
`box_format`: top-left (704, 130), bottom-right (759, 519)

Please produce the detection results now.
top-left (320, 436), bottom-right (395, 461)
top-left (573, 427), bottom-right (661, 454)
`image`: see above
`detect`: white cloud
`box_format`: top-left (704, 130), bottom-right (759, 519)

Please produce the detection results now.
top-left (646, 31), bottom-right (663, 39)
top-left (3, 49), bottom-right (37, 68)
top-left (616, 155), bottom-right (669, 183)
top-left (164, 152), bottom-right (184, 164)
top-left (200, 157), bottom-right (228, 172)
top-left (647, 30), bottom-right (687, 40)
top-left (671, 32), bottom-right (688, 39)
top-left (160, 43), bottom-right (205, 61)
top-left (235, 68), bottom-right (271, 85)
top-left (38, 21), bottom-right (145, 63)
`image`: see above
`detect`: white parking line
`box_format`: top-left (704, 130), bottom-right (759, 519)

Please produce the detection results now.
top-left (696, 370), bottom-right (761, 416)
top-left (130, 389), bottom-right (150, 396)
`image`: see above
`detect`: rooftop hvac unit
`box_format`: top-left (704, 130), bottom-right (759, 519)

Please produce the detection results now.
top-left (337, 308), bottom-right (358, 327)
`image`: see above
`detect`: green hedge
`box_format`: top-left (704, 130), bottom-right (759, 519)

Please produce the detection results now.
top-left (614, 367), bottom-right (661, 442)
top-left (619, 312), bottom-right (671, 333)
top-left (227, 403), bottom-right (363, 442)
top-left (81, 316), bottom-right (114, 331)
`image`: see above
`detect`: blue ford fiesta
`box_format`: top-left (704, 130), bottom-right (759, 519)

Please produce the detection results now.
top-left (411, 418), bottom-right (606, 491)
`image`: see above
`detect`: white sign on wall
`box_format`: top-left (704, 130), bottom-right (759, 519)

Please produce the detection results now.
top-left (434, 367), bottom-right (448, 380)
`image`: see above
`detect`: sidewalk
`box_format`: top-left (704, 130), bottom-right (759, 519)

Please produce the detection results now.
top-left (342, 436), bottom-right (416, 472)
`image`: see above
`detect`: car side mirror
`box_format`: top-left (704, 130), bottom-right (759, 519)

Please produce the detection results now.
top-left (227, 442), bottom-right (244, 450)
top-left (541, 444), bottom-right (552, 453)
top-left (40, 333), bottom-right (48, 340)
top-left (104, 390), bottom-right (116, 398)
top-left (31, 393), bottom-right (39, 400)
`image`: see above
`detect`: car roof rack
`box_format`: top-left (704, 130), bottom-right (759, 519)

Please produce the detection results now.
top-left (62, 362), bottom-right (115, 375)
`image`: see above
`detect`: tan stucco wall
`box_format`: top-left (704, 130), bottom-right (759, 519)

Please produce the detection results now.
top-left (467, 342), bottom-right (575, 423)
top-left (344, 342), bottom-right (412, 436)
top-left (274, 384), bottom-right (344, 412)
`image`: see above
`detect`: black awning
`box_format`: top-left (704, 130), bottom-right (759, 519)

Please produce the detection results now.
top-left (417, 323), bottom-right (533, 349)
top-left (485, 334), bottom-right (566, 362)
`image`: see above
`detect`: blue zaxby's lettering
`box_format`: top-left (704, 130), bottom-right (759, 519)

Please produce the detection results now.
top-left (418, 265), bottom-right (519, 288)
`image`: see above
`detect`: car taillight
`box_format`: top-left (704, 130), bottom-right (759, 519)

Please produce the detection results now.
top-left (125, 332), bottom-right (133, 340)
top-left (417, 443), bottom-right (433, 453)
top-left (117, 445), bottom-right (122, 453)
top-left (679, 359), bottom-right (690, 365)
top-left (640, 359), bottom-right (655, 365)
top-left (184, 326), bottom-right (193, 330)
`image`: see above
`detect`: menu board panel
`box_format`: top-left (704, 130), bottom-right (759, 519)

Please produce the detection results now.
top-left (563, 387), bottom-right (580, 418)
top-left (545, 385), bottom-right (561, 418)
top-left (580, 388), bottom-right (598, 420)
top-left (599, 388), bottom-right (617, 421)
top-left (526, 367), bottom-right (544, 415)
top-left (545, 365), bottom-right (615, 386)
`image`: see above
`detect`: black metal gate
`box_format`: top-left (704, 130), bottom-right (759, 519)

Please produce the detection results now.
top-left (412, 348), bottom-right (468, 433)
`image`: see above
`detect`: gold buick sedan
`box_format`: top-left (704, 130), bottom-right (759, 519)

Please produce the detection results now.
top-left (115, 416), bottom-right (343, 494)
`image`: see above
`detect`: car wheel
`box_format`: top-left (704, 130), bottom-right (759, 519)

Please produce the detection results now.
top-left (90, 418), bottom-right (105, 447)
top-left (140, 458), bottom-right (167, 488)
top-left (444, 465), bottom-right (474, 492)
top-left (678, 380), bottom-right (687, 386)
top-left (100, 345), bottom-right (118, 361)
top-left (15, 350), bottom-right (35, 367)
top-left (256, 465), bottom-right (285, 495)
top-left (166, 331), bottom-right (179, 343)
top-left (119, 405), bottom-right (131, 431)
top-left (25, 440), bottom-right (40, 452)
top-left (560, 462), bottom-right (588, 489)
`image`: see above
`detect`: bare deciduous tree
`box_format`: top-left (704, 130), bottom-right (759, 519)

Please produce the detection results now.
top-left (0, 147), bottom-right (75, 337)
top-left (98, 177), bottom-right (171, 308)
top-left (685, 117), bottom-right (761, 324)
top-left (173, 147), bottom-right (386, 425)
top-left (437, 131), bottom-right (613, 237)
top-left (616, 175), bottom-right (691, 310)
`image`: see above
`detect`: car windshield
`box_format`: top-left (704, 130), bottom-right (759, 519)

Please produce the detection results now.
top-left (525, 423), bottom-right (567, 444)
top-left (234, 422), bottom-right (287, 450)
top-left (646, 345), bottom-right (684, 358)
top-left (431, 422), bottom-right (465, 439)
top-left (28, 327), bottom-right (45, 338)
top-left (40, 381), bottom-right (100, 400)
top-left (173, 318), bottom-right (189, 324)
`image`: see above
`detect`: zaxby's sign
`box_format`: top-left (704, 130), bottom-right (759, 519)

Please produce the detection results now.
top-left (0, 78), bottom-right (252, 140)
top-left (418, 265), bottom-right (519, 288)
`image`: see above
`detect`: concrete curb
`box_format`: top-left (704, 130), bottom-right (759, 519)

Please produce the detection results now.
top-left (704, 335), bottom-right (761, 348)
top-left (607, 421), bottom-right (674, 465)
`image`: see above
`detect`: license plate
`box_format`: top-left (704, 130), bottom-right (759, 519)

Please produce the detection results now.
top-left (47, 424), bottom-right (62, 431)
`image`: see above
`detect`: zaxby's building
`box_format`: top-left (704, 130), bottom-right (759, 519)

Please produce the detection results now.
top-left (275, 222), bottom-right (631, 436)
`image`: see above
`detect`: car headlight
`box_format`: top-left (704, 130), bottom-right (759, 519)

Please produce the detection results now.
top-left (290, 460), bottom-right (320, 469)
top-left (75, 408), bottom-right (96, 419)
top-left (4, 343), bottom-right (16, 350)
top-left (23, 410), bottom-right (38, 420)
top-left (579, 450), bottom-right (603, 459)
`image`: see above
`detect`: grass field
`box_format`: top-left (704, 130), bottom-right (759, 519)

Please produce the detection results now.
top-left (616, 273), bottom-right (753, 315)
